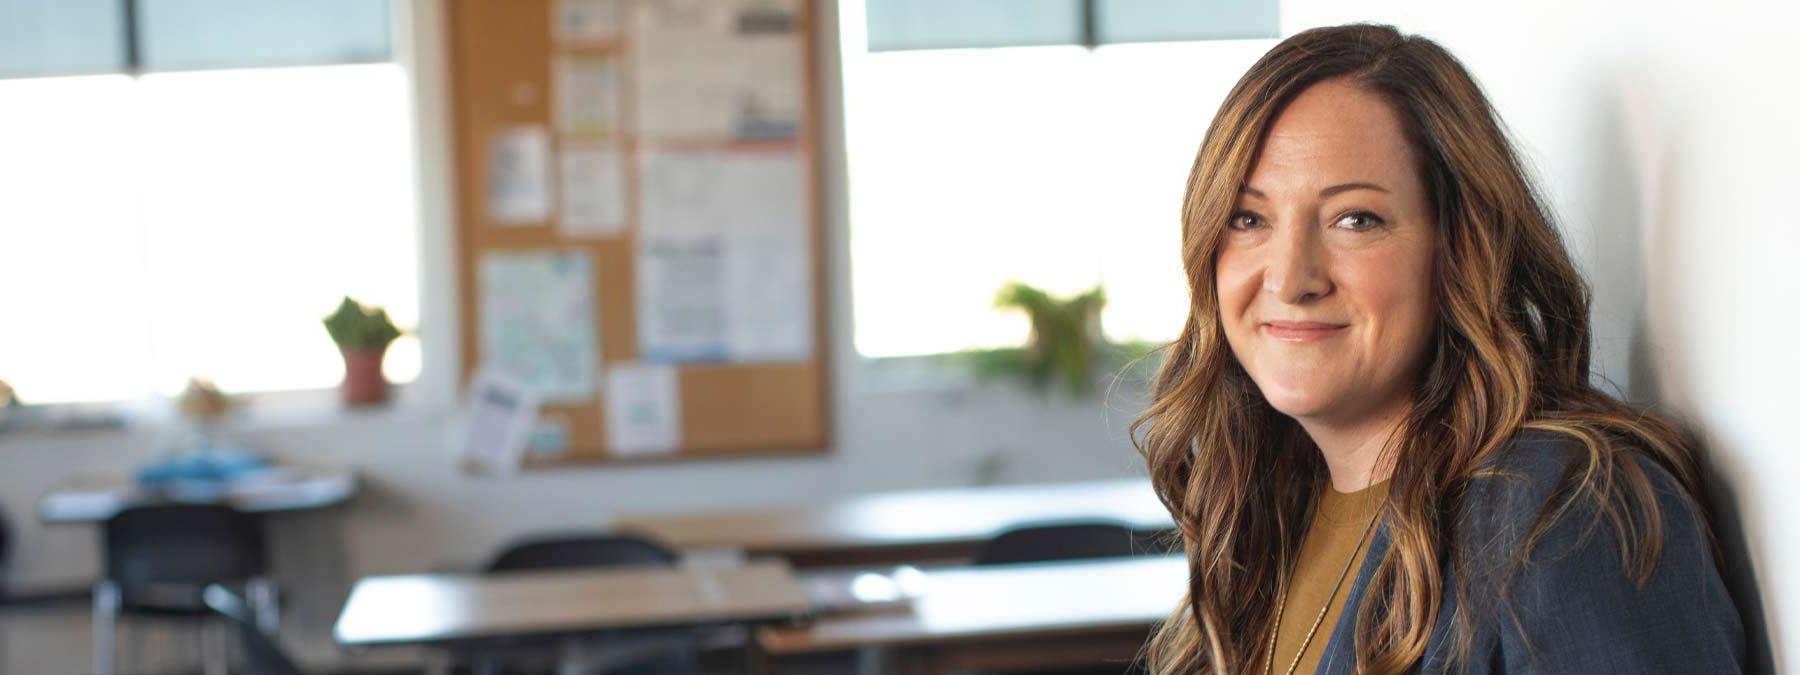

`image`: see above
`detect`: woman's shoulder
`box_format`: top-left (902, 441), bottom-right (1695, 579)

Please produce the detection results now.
top-left (1446, 425), bottom-right (1746, 671)
top-left (1464, 426), bottom-right (1693, 519)
top-left (1454, 426), bottom-right (1709, 569)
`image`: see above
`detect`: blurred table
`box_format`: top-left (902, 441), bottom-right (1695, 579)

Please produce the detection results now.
top-left (755, 554), bottom-right (1186, 675)
top-left (37, 461), bottom-right (357, 523)
top-left (615, 478), bottom-right (1175, 567)
top-left (335, 561), bottom-right (810, 648)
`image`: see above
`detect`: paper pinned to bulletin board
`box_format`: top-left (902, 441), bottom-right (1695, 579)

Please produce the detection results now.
top-left (554, 54), bottom-right (623, 136)
top-left (636, 234), bottom-right (727, 361)
top-left (604, 362), bottom-right (681, 456)
top-left (636, 148), bottom-right (811, 363)
top-left (633, 0), bottom-right (803, 140)
top-left (554, 0), bottom-right (623, 44)
top-left (558, 142), bottom-right (627, 236)
top-left (486, 126), bottom-right (553, 225)
top-left (458, 366), bottom-right (542, 475)
top-left (478, 250), bottom-right (600, 401)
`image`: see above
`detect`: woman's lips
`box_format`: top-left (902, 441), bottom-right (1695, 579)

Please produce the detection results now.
top-left (1261, 321), bottom-right (1348, 342)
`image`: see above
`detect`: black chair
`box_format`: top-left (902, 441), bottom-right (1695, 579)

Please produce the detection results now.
top-left (972, 521), bottom-right (1149, 675)
top-left (972, 521), bottom-right (1141, 567)
top-left (203, 584), bottom-right (304, 675)
top-left (94, 504), bottom-right (278, 675)
top-left (467, 533), bottom-right (701, 675)
top-left (486, 534), bottom-right (679, 573)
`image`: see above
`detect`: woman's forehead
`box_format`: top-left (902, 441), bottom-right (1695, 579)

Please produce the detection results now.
top-left (1244, 80), bottom-right (1419, 197)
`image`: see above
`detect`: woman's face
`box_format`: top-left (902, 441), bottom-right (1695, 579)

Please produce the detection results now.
top-left (1215, 78), bottom-right (1437, 428)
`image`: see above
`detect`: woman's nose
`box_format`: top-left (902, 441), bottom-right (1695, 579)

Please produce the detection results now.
top-left (1262, 224), bottom-right (1332, 304)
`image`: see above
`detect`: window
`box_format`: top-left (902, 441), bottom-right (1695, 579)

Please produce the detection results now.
top-left (862, 0), bottom-right (1277, 51)
top-left (0, 34), bottom-right (417, 406)
top-left (841, 2), bottom-right (1277, 358)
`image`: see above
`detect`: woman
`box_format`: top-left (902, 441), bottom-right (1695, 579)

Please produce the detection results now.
top-left (1132, 24), bottom-right (1745, 675)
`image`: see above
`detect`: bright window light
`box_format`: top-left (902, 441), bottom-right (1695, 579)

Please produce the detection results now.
top-left (841, 2), bottom-right (1275, 358)
top-left (0, 63), bottom-right (419, 405)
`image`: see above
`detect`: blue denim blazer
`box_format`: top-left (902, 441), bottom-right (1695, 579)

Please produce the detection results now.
top-left (1313, 430), bottom-right (1746, 674)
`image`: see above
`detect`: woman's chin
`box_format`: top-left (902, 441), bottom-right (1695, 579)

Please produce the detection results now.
top-left (1259, 388), bottom-right (1343, 421)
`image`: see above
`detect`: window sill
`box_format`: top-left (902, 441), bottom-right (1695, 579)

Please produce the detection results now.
top-left (0, 380), bottom-right (451, 441)
top-left (850, 352), bottom-right (980, 395)
top-left (849, 345), bottom-right (1166, 402)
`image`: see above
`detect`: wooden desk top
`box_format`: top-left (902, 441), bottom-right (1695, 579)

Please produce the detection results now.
top-left (335, 561), bottom-right (809, 647)
top-left (615, 478), bottom-right (1172, 556)
top-left (757, 554), bottom-right (1187, 654)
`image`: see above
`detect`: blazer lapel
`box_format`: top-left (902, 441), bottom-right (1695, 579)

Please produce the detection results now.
top-left (1312, 519), bottom-right (1393, 675)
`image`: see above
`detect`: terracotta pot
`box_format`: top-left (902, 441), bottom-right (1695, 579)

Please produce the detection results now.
top-left (340, 345), bottom-right (390, 407)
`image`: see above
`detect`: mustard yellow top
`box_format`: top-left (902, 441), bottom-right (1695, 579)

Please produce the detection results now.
top-left (1258, 478), bottom-right (1390, 675)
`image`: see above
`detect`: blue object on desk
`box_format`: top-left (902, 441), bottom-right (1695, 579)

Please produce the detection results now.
top-left (136, 450), bottom-right (271, 487)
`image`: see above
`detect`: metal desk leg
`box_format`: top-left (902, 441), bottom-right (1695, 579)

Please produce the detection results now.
top-left (92, 580), bottom-right (120, 675)
top-left (556, 638), bottom-right (587, 675)
top-left (473, 652), bottom-right (502, 675)
top-left (247, 576), bottom-right (281, 636)
top-left (425, 648), bottom-right (452, 675)
top-left (856, 645), bottom-right (888, 675)
top-left (200, 620), bottom-right (228, 675)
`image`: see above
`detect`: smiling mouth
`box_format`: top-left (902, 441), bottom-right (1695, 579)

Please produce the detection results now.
top-left (1261, 321), bottom-right (1349, 342)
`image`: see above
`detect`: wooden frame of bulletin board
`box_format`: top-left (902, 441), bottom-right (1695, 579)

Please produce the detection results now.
top-left (447, 0), bottom-right (829, 468)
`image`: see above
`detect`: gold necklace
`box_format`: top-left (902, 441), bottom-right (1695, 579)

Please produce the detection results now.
top-left (1263, 494), bottom-right (1383, 675)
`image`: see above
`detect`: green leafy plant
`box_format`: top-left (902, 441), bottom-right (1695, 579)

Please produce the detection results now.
top-left (959, 282), bottom-right (1157, 397)
top-left (322, 296), bottom-right (402, 351)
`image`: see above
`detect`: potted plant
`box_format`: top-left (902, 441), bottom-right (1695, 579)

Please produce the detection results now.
top-left (322, 296), bottom-right (403, 406)
top-left (959, 281), bottom-right (1159, 398)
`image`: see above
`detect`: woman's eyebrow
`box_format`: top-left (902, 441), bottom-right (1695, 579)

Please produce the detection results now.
top-left (1320, 181), bottom-right (1389, 197)
top-left (1239, 181), bottom-right (1391, 198)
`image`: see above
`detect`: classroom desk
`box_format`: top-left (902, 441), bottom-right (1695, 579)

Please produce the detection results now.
top-left (755, 554), bottom-right (1186, 675)
top-left (37, 462), bottom-right (358, 523)
top-left (335, 561), bottom-right (810, 649)
top-left (615, 478), bottom-right (1175, 567)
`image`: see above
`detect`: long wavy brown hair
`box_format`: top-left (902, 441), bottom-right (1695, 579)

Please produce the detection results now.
top-left (1131, 23), bottom-right (1718, 674)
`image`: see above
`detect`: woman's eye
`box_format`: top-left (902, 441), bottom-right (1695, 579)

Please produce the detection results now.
top-left (1334, 211), bottom-right (1386, 231)
top-left (1228, 212), bottom-right (1262, 230)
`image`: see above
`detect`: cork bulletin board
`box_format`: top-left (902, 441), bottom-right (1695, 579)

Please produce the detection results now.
top-left (446, 0), bottom-right (829, 467)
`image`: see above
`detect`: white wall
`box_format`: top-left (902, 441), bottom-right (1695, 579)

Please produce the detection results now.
top-left (1278, 0), bottom-right (1797, 670)
top-left (0, 1), bottom-right (1151, 671)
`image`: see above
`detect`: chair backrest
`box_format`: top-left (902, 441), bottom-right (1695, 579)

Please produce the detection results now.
top-left (103, 504), bottom-right (267, 589)
top-left (973, 521), bottom-right (1142, 566)
top-left (486, 533), bottom-right (679, 573)
top-left (203, 585), bottom-right (305, 675)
